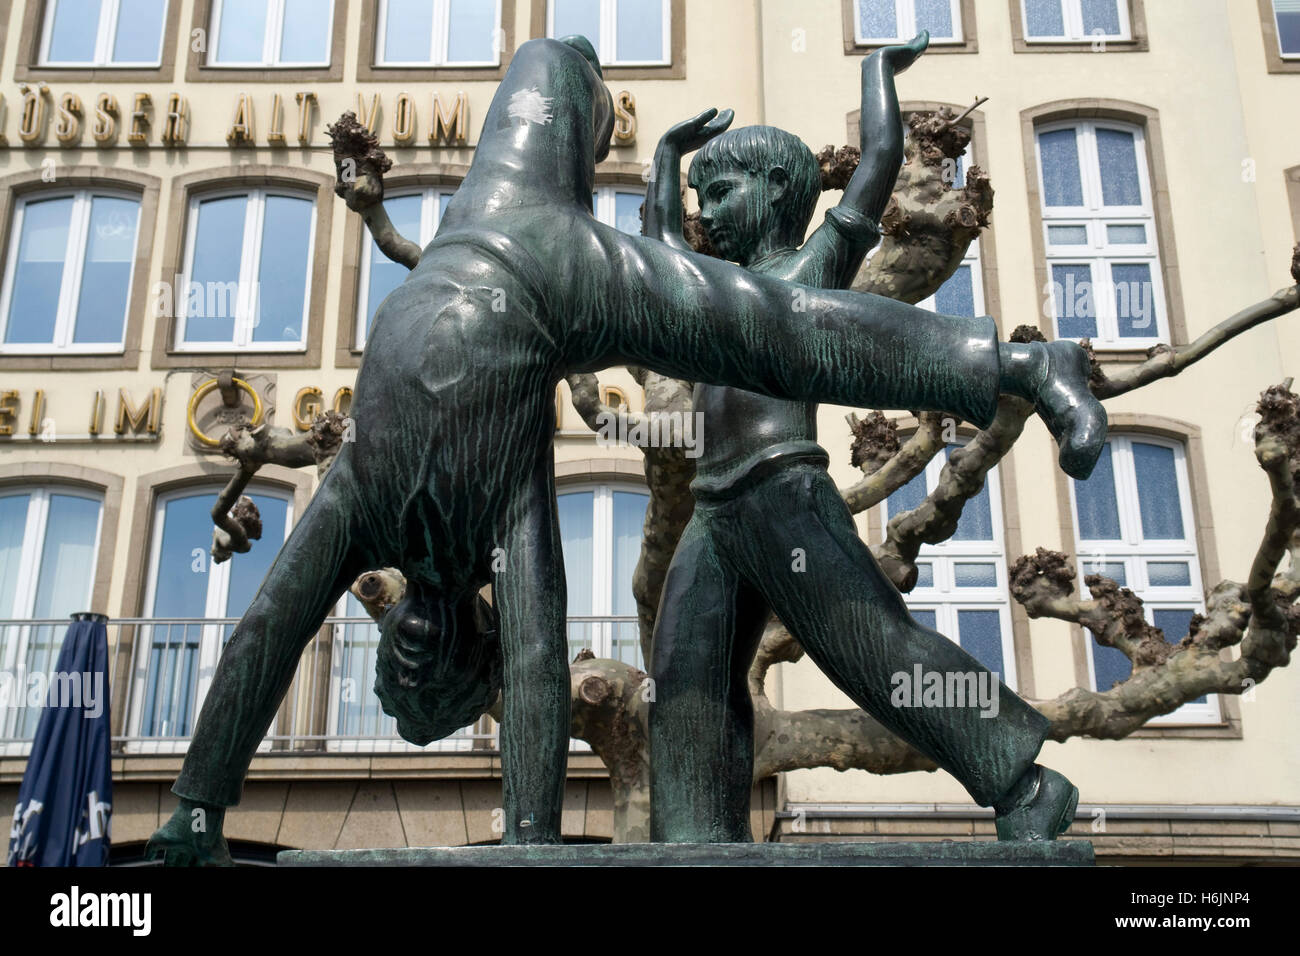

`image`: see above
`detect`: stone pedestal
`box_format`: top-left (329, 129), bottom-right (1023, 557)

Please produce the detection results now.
top-left (278, 840), bottom-right (1095, 866)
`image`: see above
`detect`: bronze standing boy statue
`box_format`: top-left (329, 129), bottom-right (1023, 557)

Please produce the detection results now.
top-left (147, 35), bottom-right (1104, 864)
top-left (644, 34), bottom-right (1091, 843)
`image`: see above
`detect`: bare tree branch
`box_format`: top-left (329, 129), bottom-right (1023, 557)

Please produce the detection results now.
top-left (1093, 285), bottom-right (1300, 399)
top-left (210, 412), bottom-right (347, 562)
top-left (871, 396), bottom-right (1033, 591)
top-left (349, 567), bottom-right (407, 623)
top-left (327, 111), bottom-right (421, 270)
top-left (839, 410), bottom-right (946, 515)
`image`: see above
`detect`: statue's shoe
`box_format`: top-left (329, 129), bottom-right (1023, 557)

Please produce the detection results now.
top-left (994, 766), bottom-right (1079, 842)
top-left (1033, 340), bottom-right (1108, 481)
top-left (145, 819), bottom-right (234, 867)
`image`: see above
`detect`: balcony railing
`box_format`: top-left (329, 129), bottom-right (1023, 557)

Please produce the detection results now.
top-left (0, 615), bottom-right (642, 756)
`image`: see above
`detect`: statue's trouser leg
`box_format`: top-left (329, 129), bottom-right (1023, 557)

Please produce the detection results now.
top-left (173, 472), bottom-right (363, 808)
top-left (493, 452), bottom-right (570, 844)
top-left (726, 463), bottom-right (1049, 808)
top-left (649, 512), bottom-right (770, 843)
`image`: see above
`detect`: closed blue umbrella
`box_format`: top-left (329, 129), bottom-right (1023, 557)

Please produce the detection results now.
top-left (8, 612), bottom-right (113, 867)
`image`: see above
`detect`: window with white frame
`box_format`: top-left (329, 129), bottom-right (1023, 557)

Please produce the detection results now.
top-left (1035, 120), bottom-right (1166, 348)
top-left (881, 445), bottom-right (1017, 688)
top-left (1069, 435), bottom-right (1217, 724)
top-left (127, 487), bottom-right (292, 747)
top-left (549, 0), bottom-right (670, 66)
top-left (1022, 0), bottom-right (1130, 42)
top-left (39, 0), bottom-right (168, 67)
top-left (376, 0), bottom-right (501, 67)
top-left (208, 0), bottom-right (334, 67)
top-left (0, 487), bottom-right (103, 746)
top-left (0, 191), bottom-right (140, 353)
top-left (177, 189), bottom-right (314, 351)
top-left (593, 185), bottom-right (644, 234)
top-left (916, 143), bottom-right (984, 317)
top-left (855, 0), bottom-right (963, 45)
top-left (1274, 0), bottom-right (1300, 57)
top-left (356, 188), bottom-right (455, 348)
top-left (558, 483), bottom-right (648, 669)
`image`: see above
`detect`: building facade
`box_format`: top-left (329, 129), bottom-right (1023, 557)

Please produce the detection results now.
top-left (0, 0), bottom-right (1297, 863)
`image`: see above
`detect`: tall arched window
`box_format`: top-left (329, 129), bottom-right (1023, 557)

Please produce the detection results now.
top-left (208, 0), bottom-right (334, 67)
top-left (126, 486), bottom-right (293, 749)
top-left (1035, 119), bottom-right (1167, 347)
top-left (0, 486), bottom-right (103, 745)
top-left (1068, 434), bottom-right (1216, 724)
top-left (558, 482), bottom-right (648, 667)
top-left (549, 0), bottom-right (670, 65)
top-left (376, 0), bottom-right (501, 66)
top-left (855, 0), bottom-right (964, 45)
top-left (1021, 0), bottom-right (1131, 42)
top-left (0, 190), bottom-right (141, 353)
top-left (176, 188), bottom-right (316, 351)
top-left (881, 446), bottom-right (1017, 688)
top-left (39, 0), bottom-right (169, 67)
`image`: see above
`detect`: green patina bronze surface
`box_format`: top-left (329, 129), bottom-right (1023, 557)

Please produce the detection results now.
top-left (642, 35), bottom-right (1074, 844)
top-left (277, 841), bottom-right (1095, 867)
top-left (145, 34), bottom-right (1105, 865)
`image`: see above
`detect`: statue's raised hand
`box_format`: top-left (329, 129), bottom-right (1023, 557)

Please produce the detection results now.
top-left (872, 30), bottom-right (929, 76)
top-left (663, 107), bottom-right (735, 154)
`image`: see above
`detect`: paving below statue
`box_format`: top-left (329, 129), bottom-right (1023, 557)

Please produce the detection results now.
top-left (277, 841), bottom-right (1096, 867)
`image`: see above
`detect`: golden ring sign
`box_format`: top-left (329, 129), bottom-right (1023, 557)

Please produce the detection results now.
top-left (186, 377), bottom-right (264, 447)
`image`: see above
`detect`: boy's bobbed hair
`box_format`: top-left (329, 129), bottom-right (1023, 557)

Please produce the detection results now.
top-left (687, 125), bottom-right (822, 236)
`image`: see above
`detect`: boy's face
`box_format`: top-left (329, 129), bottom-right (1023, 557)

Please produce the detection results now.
top-left (696, 166), bottom-right (783, 264)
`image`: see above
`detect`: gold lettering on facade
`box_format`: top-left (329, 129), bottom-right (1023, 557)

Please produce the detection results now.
top-left (295, 91), bottom-right (317, 145)
top-left (267, 92), bottom-right (286, 144)
top-left (88, 391), bottom-right (104, 435)
top-left (26, 389), bottom-right (45, 436)
top-left (162, 93), bottom-right (188, 146)
top-left (332, 387), bottom-right (352, 415)
top-left (18, 83), bottom-right (50, 145)
top-left (0, 390), bottom-right (18, 436)
top-left (356, 93), bottom-right (380, 134)
top-left (293, 386), bottom-right (323, 431)
top-left (393, 92), bottom-right (417, 146)
top-left (227, 92), bottom-right (255, 146)
top-left (128, 92), bottom-right (151, 144)
top-left (430, 92), bottom-right (467, 146)
top-left (54, 93), bottom-right (82, 146)
top-left (93, 94), bottom-right (119, 145)
top-left (600, 385), bottom-right (629, 410)
top-left (613, 90), bottom-right (636, 145)
top-left (115, 388), bottom-right (161, 435)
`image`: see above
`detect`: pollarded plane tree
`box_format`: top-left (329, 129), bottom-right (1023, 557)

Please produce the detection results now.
top-left (208, 108), bottom-right (1300, 843)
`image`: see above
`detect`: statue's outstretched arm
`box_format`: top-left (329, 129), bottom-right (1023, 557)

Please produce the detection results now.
top-left (843, 31), bottom-right (928, 224)
top-left (785, 33), bottom-right (926, 288)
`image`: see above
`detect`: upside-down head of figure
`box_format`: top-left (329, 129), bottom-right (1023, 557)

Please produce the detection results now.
top-left (687, 125), bottom-right (821, 265)
top-left (373, 586), bottom-right (502, 745)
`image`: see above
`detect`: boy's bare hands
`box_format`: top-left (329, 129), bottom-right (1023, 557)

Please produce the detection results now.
top-left (664, 107), bottom-right (736, 154)
top-left (873, 30), bottom-right (929, 75)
